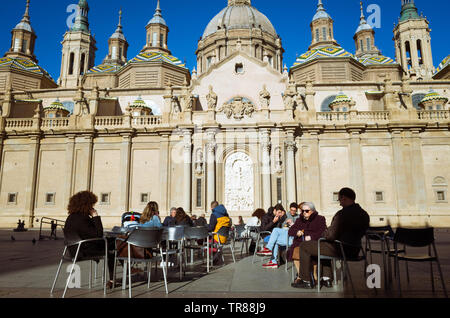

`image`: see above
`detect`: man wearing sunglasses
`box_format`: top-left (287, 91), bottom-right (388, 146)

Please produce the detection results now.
top-left (291, 188), bottom-right (370, 289)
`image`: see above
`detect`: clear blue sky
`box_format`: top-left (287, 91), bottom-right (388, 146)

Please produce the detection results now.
top-left (1, 0), bottom-right (449, 81)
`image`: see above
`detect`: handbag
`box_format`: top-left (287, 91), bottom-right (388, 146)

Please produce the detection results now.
top-left (115, 234), bottom-right (153, 259)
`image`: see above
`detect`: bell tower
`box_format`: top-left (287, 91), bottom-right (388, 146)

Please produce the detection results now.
top-left (393, 0), bottom-right (434, 79)
top-left (103, 9), bottom-right (128, 66)
top-left (142, 0), bottom-right (171, 55)
top-left (309, 0), bottom-right (339, 50)
top-left (5, 0), bottom-right (37, 62)
top-left (59, 0), bottom-right (97, 88)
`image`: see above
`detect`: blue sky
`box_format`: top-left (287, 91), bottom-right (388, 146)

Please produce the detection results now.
top-left (1, 0), bottom-right (449, 81)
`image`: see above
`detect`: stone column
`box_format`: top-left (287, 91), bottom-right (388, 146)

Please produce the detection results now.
top-left (206, 131), bottom-right (216, 207)
top-left (410, 129), bottom-right (427, 214)
top-left (183, 130), bottom-right (192, 211)
top-left (25, 135), bottom-right (40, 227)
top-left (260, 129), bottom-right (272, 210)
top-left (348, 129), bottom-right (366, 207)
top-left (119, 133), bottom-right (132, 213)
top-left (285, 130), bottom-right (297, 205)
top-left (159, 134), bottom-right (170, 214)
top-left (63, 135), bottom-right (76, 211)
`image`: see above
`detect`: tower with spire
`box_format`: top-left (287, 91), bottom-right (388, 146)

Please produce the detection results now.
top-left (5, 0), bottom-right (37, 62)
top-left (393, 0), bottom-right (434, 79)
top-left (354, 1), bottom-right (380, 58)
top-left (103, 9), bottom-right (129, 66)
top-left (143, 0), bottom-right (171, 55)
top-left (59, 0), bottom-right (97, 88)
top-left (309, 0), bottom-right (339, 50)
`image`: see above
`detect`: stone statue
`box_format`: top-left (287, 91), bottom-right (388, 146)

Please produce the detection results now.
top-left (218, 97), bottom-right (255, 120)
top-left (282, 84), bottom-right (297, 110)
top-left (259, 85), bottom-right (271, 109)
top-left (171, 96), bottom-right (181, 113)
top-left (194, 148), bottom-right (204, 175)
top-left (206, 85), bottom-right (218, 110)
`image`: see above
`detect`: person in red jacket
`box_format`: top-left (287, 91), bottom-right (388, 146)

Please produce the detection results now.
top-left (288, 202), bottom-right (327, 281)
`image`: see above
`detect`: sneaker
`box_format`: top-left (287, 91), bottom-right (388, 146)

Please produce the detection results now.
top-left (256, 247), bottom-right (272, 256)
top-left (262, 260), bottom-right (278, 269)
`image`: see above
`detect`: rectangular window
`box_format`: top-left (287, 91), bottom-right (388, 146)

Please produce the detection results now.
top-left (436, 191), bottom-right (446, 202)
top-left (375, 191), bottom-right (384, 202)
top-left (276, 178), bottom-right (282, 203)
top-left (14, 38), bottom-right (20, 52)
top-left (140, 193), bottom-right (149, 204)
top-left (367, 38), bottom-right (371, 51)
top-left (100, 193), bottom-right (110, 205)
top-left (21, 39), bottom-right (28, 53)
top-left (333, 192), bottom-right (339, 202)
top-left (7, 193), bottom-right (17, 205)
top-left (360, 40), bottom-right (364, 51)
top-left (152, 32), bottom-right (158, 47)
top-left (160, 34), bottom-right (164, 47)
top-left (315, 29), bottom-right (319, 42)
top-left (196, 179), bottom-right (202, 208)
top-left (322, 27), bottom-right (327, 40)
top-left (45, 193), bottom-right (55, 205)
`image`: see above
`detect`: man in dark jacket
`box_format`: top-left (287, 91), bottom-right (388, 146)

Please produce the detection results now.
top-left (292, 188), bottom-right (370, 289)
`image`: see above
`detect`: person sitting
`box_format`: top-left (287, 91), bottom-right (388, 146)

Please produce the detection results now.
top-left (245, 208), bottom-right (266, 241)
top-left (259, 202), bottom-right (303, 269)
top-left (174, 207), bottom-right (194, 227)
top-left (162, 207), bottom-right (177, 227)
top-left (256, 204), bottom-right (287, 259)
top-left (292, 188), bottom-right (370, 289)
top-left (194, 213), bottom-right (208, 227)
top-left (139, 201), bottom-right (162, 228)
top-left (208, 204), bottom-right (231, 244)
top-left (289, 202), bottom-right (327, 281)
top-left (64, 191), bottom-right (116, 288)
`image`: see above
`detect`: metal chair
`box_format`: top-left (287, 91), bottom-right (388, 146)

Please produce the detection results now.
top-left (211, 226), bottom-right (236, 265)
top-left (393, 227), bottom-right (447, 298)
top-left (50, 229), bottom-right (108, 298)
top-left (113, 227), bottom-right (167, 298)
top-left (365, 225), bottom-right (399, 289)
top-left (250, 226), bottom-right (271, 264)
top-left (161, 226), bottom-right (185, 280)
top-left (232, 224), bottom-right (251, 256)
top-left (317, 238), bottom-right (367, 297)
top-left (183, 226), bottom-right (210, 273)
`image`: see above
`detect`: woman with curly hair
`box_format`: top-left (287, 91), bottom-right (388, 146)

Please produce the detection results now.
top-left (139, 201), bottom-right (162, 228)
top-left (64, 191), bottom-right (115, 288)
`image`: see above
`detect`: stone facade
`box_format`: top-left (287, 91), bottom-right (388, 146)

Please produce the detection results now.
top-left (0, 0), bottom-right (449, 228)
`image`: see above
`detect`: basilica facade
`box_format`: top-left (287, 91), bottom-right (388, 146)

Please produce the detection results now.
top-left (0, 0), bottom-right (449, 228)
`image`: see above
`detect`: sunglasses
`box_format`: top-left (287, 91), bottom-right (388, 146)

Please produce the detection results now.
top-left (301, 209), bottom-right (311, 213)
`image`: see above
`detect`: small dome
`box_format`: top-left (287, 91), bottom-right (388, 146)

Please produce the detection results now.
top-left (329, 92), bottom-right (352, 108)
top-left (14, 21), bottom-right (33, 32)
top-left (202, 4), bottom-right (277, 39)
top-left (355, 22), bottom-right (372, 34)
top-left (129, 97), bottom-right (153, 113)
top-left (419, 90), bottom-right (448, 106)
top-left (45, 99), bottom-right (69, 111)
top-left (293, 45), bottom-right (354, 67)
top-left (312, 0), bottom-right (331, 22)
top-left (147, 0), bottom-right (167, 26)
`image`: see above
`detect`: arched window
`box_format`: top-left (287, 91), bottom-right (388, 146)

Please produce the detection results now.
top-left (315, 29), bottom-right (319, 42)
top-left (321, 95), bottom-right (338, 112)
top-left (405, 41), bottom-right (412, 69)
top-left (68, 52), bottom-right (75, 75)
top-left (322, 27), bottom-right (327, 40)
top-left (417, 39), bottom-right (423, 65)
top-left (79, 53), bottom-right (85, 75)
top-left (366, 38), bottom-right (371, 51)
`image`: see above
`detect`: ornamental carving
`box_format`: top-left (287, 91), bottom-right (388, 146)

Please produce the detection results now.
top-left (259, 85), bottom-right (271, 109)
top-left (218, 97), bottom-right (255, 120)
top-left (206, 85), bottom-right (218, 110)
top-left (224, 152), bottom-right (254, 212)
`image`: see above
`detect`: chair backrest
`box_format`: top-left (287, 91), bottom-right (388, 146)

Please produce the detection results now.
top-left (121, 212), bottom-right (142, 226)
top-left (184, 226), bottom-right (209, 240)
top-left (217, 226), bottom-right (230, 238)
top-left (367, 225), bottom-right (395, 240)
top-left (234, 224), bottom-right (246, 238)
top-left (63, 227), bottom-right (82, 247)
top-left (166, 226), bottom-right (185, 241)
top-left (393, 227), bottom-right (435, 247)
top-left (126, 228), bottom-right (163, 249)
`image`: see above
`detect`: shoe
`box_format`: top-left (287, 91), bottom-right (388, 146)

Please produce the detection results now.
top-left (320, 278), bottom-right (333, 288)
top-left (291, 279), bottom-right (314, 289)
top-left (256, 247), bottom-right (272, 256)
top-left (262, 260), bottom-right (278, 269)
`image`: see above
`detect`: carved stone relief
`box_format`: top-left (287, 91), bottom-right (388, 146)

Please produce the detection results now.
top-left (224, 152), bottom-right (254, 212)
top-left (218, 97), bottom-right (255, 120)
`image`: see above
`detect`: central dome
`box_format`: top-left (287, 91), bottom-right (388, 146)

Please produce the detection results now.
top-left (202, 3), bottom-right (277, 39)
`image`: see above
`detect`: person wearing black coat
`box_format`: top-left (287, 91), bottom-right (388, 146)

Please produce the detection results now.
top-left (292, 188), bottom-right (370, 289)
top-left (63, 191), bottom-right (115, 288)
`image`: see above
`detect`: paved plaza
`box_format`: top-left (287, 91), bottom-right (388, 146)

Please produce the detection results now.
top-left (0, 227), bottom-right (448, 299)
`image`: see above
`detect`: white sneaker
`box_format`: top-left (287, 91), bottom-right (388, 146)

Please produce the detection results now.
top-left (159, 261), bottom-right (174, 267)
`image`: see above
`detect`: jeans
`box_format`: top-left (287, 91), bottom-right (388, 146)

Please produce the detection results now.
top-left (267, 228), bottom-right (293, 263)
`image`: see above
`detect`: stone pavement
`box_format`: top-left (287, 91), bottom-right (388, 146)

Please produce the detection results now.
top-left (0, 228), bottom-right (449, 299)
